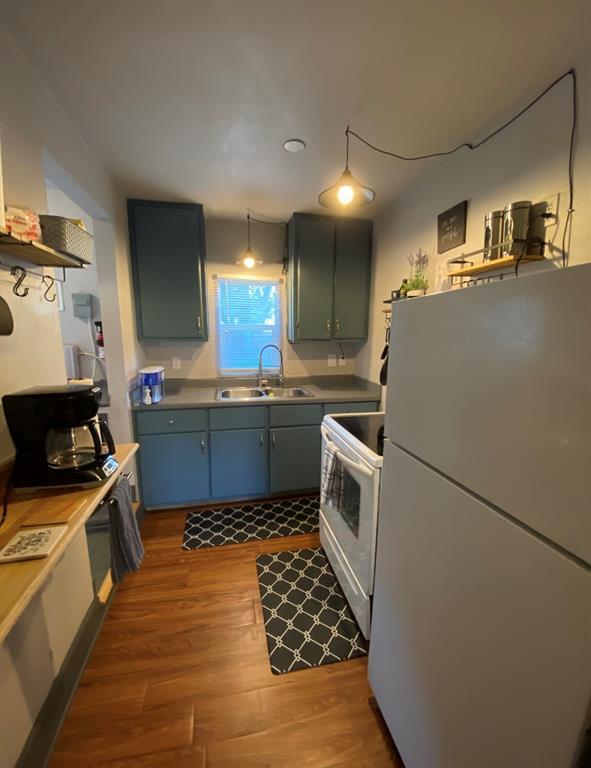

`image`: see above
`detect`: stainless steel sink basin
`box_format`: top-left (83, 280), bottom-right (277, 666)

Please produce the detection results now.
top-left (215, 386), bottom-right (312, 401)
top-left (216, 387), bottom-right (266, 400)
top-left (260, 386), bottom-right (312, 399)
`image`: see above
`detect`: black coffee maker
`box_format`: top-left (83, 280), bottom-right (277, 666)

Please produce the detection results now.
top-left (2, 384), bottom-right (118, 490)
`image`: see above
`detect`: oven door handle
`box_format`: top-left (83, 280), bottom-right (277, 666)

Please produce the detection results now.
top-left (321, 426), bottom-right (374, 480)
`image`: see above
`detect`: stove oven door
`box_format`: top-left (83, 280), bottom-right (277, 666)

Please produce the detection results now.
top-left (320, 424), bottom-right (379, 597)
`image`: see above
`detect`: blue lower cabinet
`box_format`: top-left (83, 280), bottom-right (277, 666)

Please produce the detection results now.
top-left (270, 426), bottom-right (321, 493)
top-left (210, 429), bottom-right (268, 499)
top-left (139, 431), bottom-right (209, 508)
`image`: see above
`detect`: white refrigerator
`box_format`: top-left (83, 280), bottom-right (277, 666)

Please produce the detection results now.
top-left (368, 264), bottom-right (591, 768)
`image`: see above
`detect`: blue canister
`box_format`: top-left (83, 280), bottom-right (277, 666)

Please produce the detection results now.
top-left (138, 366), bottom-right (165, 405)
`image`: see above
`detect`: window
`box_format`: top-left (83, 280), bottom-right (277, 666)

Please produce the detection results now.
top-left (216, 276), bottom-right (283, 375)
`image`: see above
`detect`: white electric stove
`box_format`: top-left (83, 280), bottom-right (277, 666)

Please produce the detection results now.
top-left (320, 411), bottom-right (384, 639)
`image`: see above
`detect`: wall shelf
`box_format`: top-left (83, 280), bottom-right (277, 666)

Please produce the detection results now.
top-left (447, 253), bottom-right (544, 278)
top-left (0, 226), bottom-right (83, 268)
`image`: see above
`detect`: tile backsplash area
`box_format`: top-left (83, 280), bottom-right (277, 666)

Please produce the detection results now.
top-left (140, 219), bottom-right (362, 380)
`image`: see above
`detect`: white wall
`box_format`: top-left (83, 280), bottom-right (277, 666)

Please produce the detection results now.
top-left (141, 218), bottom-right (361, 379)
top-left (357, 54), bottom-right (591, 386)
top-left (45, 185), bottom-right (103, 379)
top-left (0, 25), bottom-right (141, 460)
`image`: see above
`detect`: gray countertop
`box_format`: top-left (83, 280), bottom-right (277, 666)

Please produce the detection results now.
top-left (132, 375), bottom-right (381, 411)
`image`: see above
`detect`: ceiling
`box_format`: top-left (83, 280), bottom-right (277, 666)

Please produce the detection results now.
top-left (1, 0), bottom-right (589, 219)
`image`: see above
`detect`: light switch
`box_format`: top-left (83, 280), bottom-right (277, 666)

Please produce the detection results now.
top-left (172, 357), bottom-right (181, 370)
top-left (328, 354), bottom-right (337, 368)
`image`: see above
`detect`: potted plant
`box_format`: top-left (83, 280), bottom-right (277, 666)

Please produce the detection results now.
top-left (406, 249), bottom-right (429, 297)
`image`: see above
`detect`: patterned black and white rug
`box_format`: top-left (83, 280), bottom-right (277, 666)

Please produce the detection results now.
top-left (256, 547), bottom-right (367, 674)
top-left (182, 496), bottom-right (319, 550)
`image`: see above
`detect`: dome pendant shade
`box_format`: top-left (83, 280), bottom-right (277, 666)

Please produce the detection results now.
top-left (318, 167), bottom-right (375, 209)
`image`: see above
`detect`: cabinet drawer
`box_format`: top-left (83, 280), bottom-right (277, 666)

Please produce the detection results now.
top-left (323, 401), bottom-right (378, 415)
top-left (136, 408), bottom-right (208, 435)
top-left (269, 404), bottom-right (323, 427)
top-left (209, 406), bottom-right (267, 430)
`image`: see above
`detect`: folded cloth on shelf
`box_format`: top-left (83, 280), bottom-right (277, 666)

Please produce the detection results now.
top-left (108, 478), bottom-right (144, 583)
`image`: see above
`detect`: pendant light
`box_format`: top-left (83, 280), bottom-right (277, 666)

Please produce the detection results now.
top-left (318, 70), bottom-right (576, 224)
top-left (318, 126), bottom-right (375, 210)
top-left (237, 214), bottom-right (262, 269)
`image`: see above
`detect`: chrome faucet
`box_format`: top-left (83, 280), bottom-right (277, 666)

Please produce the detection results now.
top-left (258, 344), bottom-right (284, 388)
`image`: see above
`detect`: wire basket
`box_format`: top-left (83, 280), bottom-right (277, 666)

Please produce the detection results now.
top-left (40, 215), bottom-right (95, 265)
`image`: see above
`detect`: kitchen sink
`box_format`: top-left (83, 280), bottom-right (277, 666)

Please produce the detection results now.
top-left (260, 387), bottom-right (312, 399)
top-left (217, 387), bottom-right (266, 400)
top-left (215, 386), bottom-right (312, 401)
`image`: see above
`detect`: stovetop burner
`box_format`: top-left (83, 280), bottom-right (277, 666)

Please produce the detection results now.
top-left (330, 412), bottom-right (385, 456)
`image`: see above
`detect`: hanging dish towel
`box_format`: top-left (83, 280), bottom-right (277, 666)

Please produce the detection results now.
top-left (379, 343), bottom-right (389, 385)
top-left (321, 443), bottom-right (343, 507)
top-left (108, 478), bottom-right (144, 583)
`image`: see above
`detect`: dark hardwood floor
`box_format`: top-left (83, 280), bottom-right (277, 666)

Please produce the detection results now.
top-left (49, 508), bottom-right (402, 767)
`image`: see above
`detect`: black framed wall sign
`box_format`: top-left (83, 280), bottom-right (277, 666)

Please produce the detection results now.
top-left (437, 200), bottom-right (468, 253)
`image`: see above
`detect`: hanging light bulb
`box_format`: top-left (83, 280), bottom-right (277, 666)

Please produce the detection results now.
top-left (237, 214), bottom-right (261, 268)
top-left (318, 127), bottom-right (375, 210)
top-left (242, 250), bottom-right (256, 269)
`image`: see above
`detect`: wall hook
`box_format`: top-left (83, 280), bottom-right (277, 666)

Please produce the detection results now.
top-left (42, 275), bottom-right (56, 302)
top-left (10, 266), bottom-right (29, 297)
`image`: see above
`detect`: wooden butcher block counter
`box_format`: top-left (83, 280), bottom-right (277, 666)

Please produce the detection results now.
top-left (0, 442), bottom-right (138, 644)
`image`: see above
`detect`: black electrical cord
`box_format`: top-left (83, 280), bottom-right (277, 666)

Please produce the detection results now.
top-left (1, 475), bottom-right (13, 529)
top-left (247, 215), bottom-right (288, 226)
top-left (245, 212), bottom-right (289, 273)
top-left (348, 69), bottom-right (575, 160)
top-left (348, 69), bottom-right (577, 266)
top-left (562, 69), bottom-right (577, 267)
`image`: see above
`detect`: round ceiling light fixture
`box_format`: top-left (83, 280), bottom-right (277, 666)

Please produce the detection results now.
top-left (283, 138), bottom-right (306, 153)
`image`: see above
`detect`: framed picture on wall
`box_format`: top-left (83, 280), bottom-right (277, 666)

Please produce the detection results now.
top-left (437, 200), bottom-right (467, 253)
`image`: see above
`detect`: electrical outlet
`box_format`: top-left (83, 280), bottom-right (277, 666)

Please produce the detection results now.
top-left (172, 357), bottom-right (181, 370)
top-left (542, 193), bottom-right (559, 227)
top-left (328, 354), bottom-right (337, 368)
top-left (338, 355), bottom-right (346, 367)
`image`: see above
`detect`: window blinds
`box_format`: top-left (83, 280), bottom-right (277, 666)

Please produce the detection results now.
top-left (215, 276), bottom-right (283, 375)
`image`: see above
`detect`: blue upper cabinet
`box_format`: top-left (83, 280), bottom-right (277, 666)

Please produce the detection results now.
top-left (288, 214), bottom-right (335, 341)
top-left (287, 213), bottom-right (372, 342)
top-left (334, 218), bottom-right (372, 341)
top-left (128, 199), bottom-right (208, 340)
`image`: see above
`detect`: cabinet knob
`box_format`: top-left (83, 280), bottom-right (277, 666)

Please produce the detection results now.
top-left (201, 437), bottom-right (206, 452)
top-left (197, 316), bottom-right (202, 332)
top-left (335, 319), bottom-right (341, 336)
top-left (168, 419), bottom-right (174, 425)
top-left (325, 319), bottom-right (332, 336)
top-left (260, 432), bottom-right (264, 448)
top-left (271, 432), bottom-right (276, 448)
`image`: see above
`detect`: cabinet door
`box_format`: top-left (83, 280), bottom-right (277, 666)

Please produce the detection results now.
top-left (270, 426), bottom-right (321, 493)
top-left (128, 200), bottom-right (208, 340)
top-left (139, 432), bottom-right (209, 508)
top-left (290, 214), bottom-right (335, 341)
top-left (334, 218), bottom-right (372, 340)
top-left (210, 429), bottom-right (268, 499)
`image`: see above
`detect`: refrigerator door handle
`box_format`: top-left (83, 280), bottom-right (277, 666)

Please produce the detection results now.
top-left (321, 426), bottom-right (374, 480)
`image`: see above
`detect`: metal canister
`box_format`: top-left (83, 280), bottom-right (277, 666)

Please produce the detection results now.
top-left (501, 201), bottom-right (531, 257)
top-left (483, 210), bottom-right (504, 261)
